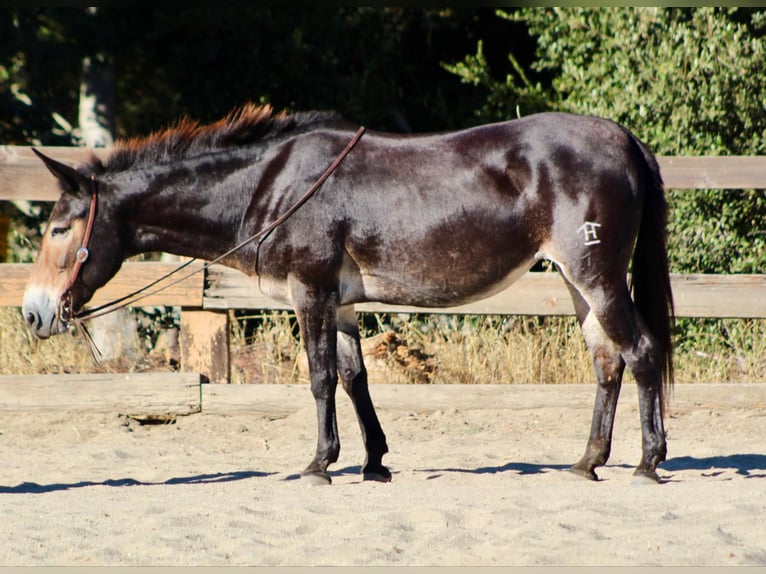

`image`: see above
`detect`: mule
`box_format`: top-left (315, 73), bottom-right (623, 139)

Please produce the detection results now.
top-left (22, 104), bottom-right (674, 484)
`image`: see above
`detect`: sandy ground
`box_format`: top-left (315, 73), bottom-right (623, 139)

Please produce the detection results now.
top-left (0, 382), bottom-right (765, 566)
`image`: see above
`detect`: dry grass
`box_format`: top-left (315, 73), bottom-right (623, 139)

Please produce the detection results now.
top-left (230, 311), bottom-right (303, 384)
top-left (0, 308), bottom-right (167, 375)
top-left (0, 308), bottom-right (96, 374)
top-left (228, 311), bottom-right (766, 386)
top-left (384, 315), bottom-right (595, 385)
top-left (2, 307), bottom-right (765, 384)
top-left (673, 318), bottom-right (766, 384)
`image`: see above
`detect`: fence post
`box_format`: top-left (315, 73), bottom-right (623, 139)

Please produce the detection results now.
top-left (180, 308), bottom-right (230, 384)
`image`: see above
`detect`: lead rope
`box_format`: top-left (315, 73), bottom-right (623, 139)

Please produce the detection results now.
top-left (70, 125), bottom-right (365, 327)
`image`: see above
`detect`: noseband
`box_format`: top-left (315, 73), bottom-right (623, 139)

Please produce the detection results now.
top-left (59, 175), bottom-right (98, 323)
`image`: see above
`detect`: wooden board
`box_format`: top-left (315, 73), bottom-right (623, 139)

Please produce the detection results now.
top-left (203, 265), bottom-right (289, 312)
top-left (657, 156), bottom-right (766, 190)
top-left (2, 377), bottom-right (763, 415)
top-left (0, 261), bottom-right (205, 308)
top-left (200, 382), bottom-right (766, 415)
top-left (0, 372), bottom-right (201, 415)
top-left (0, 146), bottom-right (109, 202)
top-left (201, 383), bottom-right (310, 416)
top-left (1, 146), bottom-right (765, 200)
top-left (203, 264), bottom-right (766, 319)
top-left (671, 274), bottom-right (766, 318)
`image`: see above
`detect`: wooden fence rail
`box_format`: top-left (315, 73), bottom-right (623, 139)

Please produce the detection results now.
top-left (1, 146), bottom-right (764, 383)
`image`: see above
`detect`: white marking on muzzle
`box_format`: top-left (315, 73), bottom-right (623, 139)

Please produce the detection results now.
top-left (22, 285), bottom-right (67, 339)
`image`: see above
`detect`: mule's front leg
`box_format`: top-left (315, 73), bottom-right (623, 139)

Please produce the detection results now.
top-left (292, 282), bottom-right (341, 485)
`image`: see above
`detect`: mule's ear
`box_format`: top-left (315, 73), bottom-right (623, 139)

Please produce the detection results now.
top-left (32, 148), bottom-right (90, 195)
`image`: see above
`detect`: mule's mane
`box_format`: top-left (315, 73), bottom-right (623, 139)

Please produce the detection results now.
top-left (87, 103), bottom-right (344, 174)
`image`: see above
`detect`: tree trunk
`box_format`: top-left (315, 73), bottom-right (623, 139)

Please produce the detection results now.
top-left (79, 55), bottom-right (115, 147)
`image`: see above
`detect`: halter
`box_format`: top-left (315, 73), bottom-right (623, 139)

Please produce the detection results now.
top-left (58, 175), bottom-right (98, 323)
top-left (63, 125), bottom-right (366, 326)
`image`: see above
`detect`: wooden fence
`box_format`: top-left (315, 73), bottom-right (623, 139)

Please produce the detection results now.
top-left (1, 146), bottom-right (765, 384)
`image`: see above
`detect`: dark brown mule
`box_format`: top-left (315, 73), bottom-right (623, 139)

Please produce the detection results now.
top-left (23, 104), bottom-right (674, 484)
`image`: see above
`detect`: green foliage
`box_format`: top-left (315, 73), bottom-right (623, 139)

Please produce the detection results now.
top-left (523, 8), bottom-right (765, 156)
top-left (442, 39), bottom-right (551, 121)
top-left (668, 189), bottom-right (765, 274)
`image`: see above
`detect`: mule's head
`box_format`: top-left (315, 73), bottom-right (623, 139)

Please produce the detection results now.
top-left (22, 150), bottom-right (125, 339)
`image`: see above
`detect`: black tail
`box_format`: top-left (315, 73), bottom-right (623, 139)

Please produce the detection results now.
top-left (629, 136), bottom-right (675, 409)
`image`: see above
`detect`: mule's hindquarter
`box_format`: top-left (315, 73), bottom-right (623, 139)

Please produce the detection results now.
top-left (253, 113), bottom-right (665, 483)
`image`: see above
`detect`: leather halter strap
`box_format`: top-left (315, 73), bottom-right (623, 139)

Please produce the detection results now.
top-left (59, 175), bottom-right (98, 322)
top-left (69, 125), bottom-right (366, 324)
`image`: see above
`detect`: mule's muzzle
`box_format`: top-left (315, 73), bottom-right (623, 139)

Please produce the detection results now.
top-left (21, 287), bottom-right (69, 339)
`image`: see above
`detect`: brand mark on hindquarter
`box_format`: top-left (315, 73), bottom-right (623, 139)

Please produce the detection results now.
top-left (577, 221), bottom-right (602, 246)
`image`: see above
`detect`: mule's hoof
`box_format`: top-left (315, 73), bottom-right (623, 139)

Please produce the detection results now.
top-left (568, 465), bottom-right (599, 481)
top-left (301, 471), bottom-right (332, 486)
top-left (363, 465), bottom-right (392, 483)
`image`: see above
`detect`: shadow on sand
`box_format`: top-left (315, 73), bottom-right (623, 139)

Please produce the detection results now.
top-left (0, 470), bottom-right (274, 494)
top-left (660, 453), bottom-right (766, 477)
top-left (415, 454), bottom-right (766, 480)
top-left (415, 461), bottom-right (573, 477)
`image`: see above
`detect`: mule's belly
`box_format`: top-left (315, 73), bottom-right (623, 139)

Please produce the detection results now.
top-left (250, 253), bottom-right (539, 310)
top-left (343, 254), bottom-right (541, 308)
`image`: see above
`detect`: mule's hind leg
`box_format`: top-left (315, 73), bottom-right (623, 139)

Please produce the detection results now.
top-left (336, 306), bottom-right (391, 482)
top-left (561, 272), bottom-right (667, 482)
top-left (626, 330), bottom-right (668, 483)
top-left (561, 276), bottom-right (627, 481)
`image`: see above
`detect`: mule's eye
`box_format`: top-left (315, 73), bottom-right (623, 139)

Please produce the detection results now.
top-left (50, 226), bottom-right (70, 238)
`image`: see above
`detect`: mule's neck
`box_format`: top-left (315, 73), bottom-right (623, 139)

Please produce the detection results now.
top-left (116, 153), bottom-right (255, 263)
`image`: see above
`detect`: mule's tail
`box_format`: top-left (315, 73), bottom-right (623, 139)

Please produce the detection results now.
top-left (629, 135), bottom-right (675, 408)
